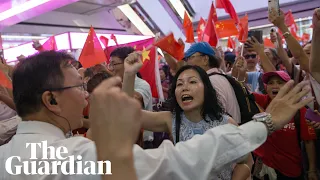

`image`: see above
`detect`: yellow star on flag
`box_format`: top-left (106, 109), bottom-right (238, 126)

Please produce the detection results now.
top-left (134, 45), bottom-right (137, 50)
top-left (141, 46), bottom-right (150, 62)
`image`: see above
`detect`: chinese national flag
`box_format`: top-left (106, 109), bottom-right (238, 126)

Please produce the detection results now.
top-left (227, 37), bottom-right (235, 49)
top-left (79, 27), bottom-right (107, 68)
top-left (154, 33), bottom-right (184, 61)
top-left (289, 25), bottom-right (301, 41)
top-left (106, 38), bottom-right (160, 98)
top-left (285, 10), bottom-right (298, 31)
top-left (100, 36), bottom-right (109, 48)
top-left (216, 0), bottom-right (239, 25)
top-left (0, 71), bottom-right (12, 89)
top-left (37, 36), bottom-right (57, 52)
top-left (202, 2), bottom-right (218, 47)
top-left (264, 38), bottom-right (275, 48)
top-left (215, 18), bottom-right (239, 38)
top-left (110, 34), bottom-right (119, 46)
top-left (238, 14), bottom-right (249, 43)
top-left (302, 33), bottom-right (310, 42)
top-left (197, 17), bottom-right (206, 42)
top-left (183, 11), bottom-right (195, 43)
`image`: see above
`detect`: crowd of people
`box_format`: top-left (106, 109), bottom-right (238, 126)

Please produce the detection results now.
top-left (0, 5), bottom-right (319, 180)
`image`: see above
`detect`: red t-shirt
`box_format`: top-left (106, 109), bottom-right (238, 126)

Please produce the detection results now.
top-left (253, 93), bottom-right (316, 177)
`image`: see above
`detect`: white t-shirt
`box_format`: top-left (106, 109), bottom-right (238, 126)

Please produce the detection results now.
top-left (134, 77), bottom-right (153, 141)
top-left (134, 77), bottom-right (152, 111)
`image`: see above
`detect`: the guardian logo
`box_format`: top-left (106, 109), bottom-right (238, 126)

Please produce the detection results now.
top-left (5, 141), bottom-right (111, 175)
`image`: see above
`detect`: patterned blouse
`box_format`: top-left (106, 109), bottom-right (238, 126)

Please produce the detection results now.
top-left (172, 113), bottom-right (233, 180)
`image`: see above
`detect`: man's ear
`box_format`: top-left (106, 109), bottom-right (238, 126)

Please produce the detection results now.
top-left (203, 55), bottom-right (210, 66)
top-left (41, 91), bottom-right (62, 114)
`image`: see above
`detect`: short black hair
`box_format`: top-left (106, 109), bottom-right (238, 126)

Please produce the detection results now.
top-left (13, 51), bottom-right (75, 117)
top-left (206, 54), bottom-right (220, 68)
top-left (110, 46), bottom-right (135, 61)
top-left (87, 72), bottom-right (112, 93)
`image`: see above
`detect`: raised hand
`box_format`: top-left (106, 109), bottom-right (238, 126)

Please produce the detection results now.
top-left (124, 52), bottom-right (143, 75)
top-left (90, 76), bottom-right (142, 155)
top-left (245, 37), bottom-right (264, 53)
top-left (268, 9), bottom-right (285, 28)
top-left (266, 80), bottom-right (314, 130)
top-left (313, 8), bottom-right (320, 31)
top-left (234, 56), bottom-right (247, 73)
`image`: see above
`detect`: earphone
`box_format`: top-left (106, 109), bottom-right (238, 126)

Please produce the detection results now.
top-left (50, 97), bottom-right (57, 105)
top-left (48, 93), bottom-right (73, 137)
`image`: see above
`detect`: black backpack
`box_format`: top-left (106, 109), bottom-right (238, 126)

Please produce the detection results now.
top-left (208, 72), bottom-right (261, 125)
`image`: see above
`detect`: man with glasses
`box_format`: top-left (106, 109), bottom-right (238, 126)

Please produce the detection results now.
top-left (236, 49), bottom-right (264, 94)
top-left (184, 42), bottom-right (241, 124)
top-left (108, 46), bottom-right (154, 146)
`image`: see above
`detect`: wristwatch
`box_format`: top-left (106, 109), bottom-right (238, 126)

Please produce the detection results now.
top-left (252, 112), bottom-right (276, 135)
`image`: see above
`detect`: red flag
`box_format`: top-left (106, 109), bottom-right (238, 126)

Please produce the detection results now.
top-left (264, 38), bottom-right (275, 48)
top-left (100, 36), bottom-right (109, 48)
top-left (35, 36), bottom-right (57, 52)
top-left (227, 37), bottom-right (235, 49)
top-left (183, 11), bottom-right (195, 43)
top-left (154, 33), bottom-right (185, 61)
top-left (302, 33), bottom-right (310, 42)
top-left (106, 38), bottom-right (160, 98)
top-left (79, 27), bottom-right (107, 68)
top-left (203, 2), bottom-right (219, 47)
top-left (197, 17), bottom-right (206, 42)
top-left (238, 14), bottom-right (248, 43)
top-left (110, 34), bottom-right (119, 46)
top-left (285, 10), bottom-right (298, 31)
top-left (215, 18), bottom-right (239, 38)
top-left (0, 71), bottom-right (12, 89)
top-left (216, 0), bottom-right (239, 24)
top-left (289, 25), bottom-right (301, 41)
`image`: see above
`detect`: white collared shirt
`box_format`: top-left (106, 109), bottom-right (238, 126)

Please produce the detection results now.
top-left (0, 120), bottom-right (267, 180)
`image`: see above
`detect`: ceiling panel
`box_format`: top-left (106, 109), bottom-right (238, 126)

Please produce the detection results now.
top-left (55, 1), bottom-right (101, 14)
top-left (80, 0), bottom-right (120, 6)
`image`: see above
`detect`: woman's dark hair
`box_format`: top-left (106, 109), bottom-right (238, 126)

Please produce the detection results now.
top-left (169, 65), bottom-right (224, 142)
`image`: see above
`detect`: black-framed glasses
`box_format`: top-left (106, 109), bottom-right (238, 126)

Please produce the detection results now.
top-left (41, 83), bottom-right (87, 92)
top-left (244, 54), bottom-right (257, 59)
top-left (107, 62), bottom-right (124, 70)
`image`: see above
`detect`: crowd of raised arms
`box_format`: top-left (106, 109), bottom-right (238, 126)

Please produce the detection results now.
top-left (0, 4), bottom-right (320, 180)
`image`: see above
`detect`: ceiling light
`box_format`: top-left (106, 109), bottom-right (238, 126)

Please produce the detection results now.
top-left (168, 0), bottom-right (190, 20)
top-left (0, 0), bottom-right (51, 21)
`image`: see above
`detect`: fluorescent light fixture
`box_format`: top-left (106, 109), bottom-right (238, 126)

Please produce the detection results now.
top-left (1, 35), bottom-right (48, 40)
top-left (168, 0), bottom-right (190, 20)
top-left (0, 0), bottom-right (51, 21)
top-left (118, 4), bottom-right (154, 36)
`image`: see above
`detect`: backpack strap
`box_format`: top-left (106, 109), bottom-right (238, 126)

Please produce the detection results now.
top-left (293, 110), bottom-right (301, 149)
